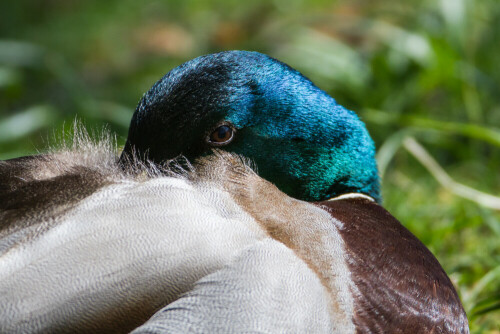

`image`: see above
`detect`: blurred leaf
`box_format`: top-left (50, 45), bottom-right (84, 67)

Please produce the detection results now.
top-left (0, 40), bottom-right (44, 67)
top-left (0, 105), bottom-right (57, 143)
top-left (481, 209), bottom-right (500, 237)
top-left (364, 109), bottom-right (500, 147)
top-left (376, 129), bottom-right (414, 178)
top-left (275, 27), bottom-right (370, 90)
top-left (80, 100), bottom-right (134, 129)
top-left (0, 66), bottom-right (21, 89)
top-left (471, 293), bottom-right (500, 317)
top-left (372, 21), bottom-right (434, 68)
top-left (465, 265), bottom-right (500, 309)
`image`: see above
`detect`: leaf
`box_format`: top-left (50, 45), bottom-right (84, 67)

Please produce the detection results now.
top-left (0, 105), bottom-right (57, 143)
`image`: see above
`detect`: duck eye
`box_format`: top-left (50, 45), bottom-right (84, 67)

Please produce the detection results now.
top-left (208, 125), bottom-right (234, 145)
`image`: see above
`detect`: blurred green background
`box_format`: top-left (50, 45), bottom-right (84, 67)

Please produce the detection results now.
top-left (1, 0), bottom-right (499, 331)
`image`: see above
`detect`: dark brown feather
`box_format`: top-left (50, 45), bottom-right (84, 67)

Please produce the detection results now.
top-left (0, 155), bottom-right (110, 252)
top-left (316, 198), bottom-right (469, 334)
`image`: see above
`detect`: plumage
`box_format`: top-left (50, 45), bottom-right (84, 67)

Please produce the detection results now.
top-left (0, 148), bottom-right (351, 333)
top-left (121, 51), bottom-right (380, 202)
top-left (0, 51), bottom-right (468, 333)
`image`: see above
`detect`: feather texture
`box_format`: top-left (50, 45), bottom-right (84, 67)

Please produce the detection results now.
top-left (0, 136), bottom-right (355, 333)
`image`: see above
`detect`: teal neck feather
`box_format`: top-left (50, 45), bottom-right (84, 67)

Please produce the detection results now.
top-left (122, 51), bottom-right (380, 202)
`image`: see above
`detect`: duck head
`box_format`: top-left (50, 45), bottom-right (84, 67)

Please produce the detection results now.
top-left (121, 51), bottom-right (380, 202)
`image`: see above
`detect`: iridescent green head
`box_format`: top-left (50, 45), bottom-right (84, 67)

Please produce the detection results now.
top-left (122, 51), bottom-right (380, 202)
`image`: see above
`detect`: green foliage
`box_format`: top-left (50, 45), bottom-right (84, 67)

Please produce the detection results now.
top-left (1, 0), bottom-right (499, 331)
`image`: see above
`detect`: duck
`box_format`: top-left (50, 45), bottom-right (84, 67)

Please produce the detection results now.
top-left (0, 51), bottom-right (468, 333)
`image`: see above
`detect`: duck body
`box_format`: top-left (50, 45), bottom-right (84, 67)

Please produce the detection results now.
top-left (0, 51), bottom-right (468, 332)
top-left (0, 150), bottom-right (350, 333)
top-left (133, 153), bottom-right (468, 333)
top-left (0, 150), bottom-right (468, 333)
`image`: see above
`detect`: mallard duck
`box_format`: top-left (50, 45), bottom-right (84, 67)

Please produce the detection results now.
top-left (0, 51), bottom-right (468, 333)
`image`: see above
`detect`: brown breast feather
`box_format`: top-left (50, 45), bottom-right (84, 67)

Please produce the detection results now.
top-left (316, 198), bottom-right (469, 334)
